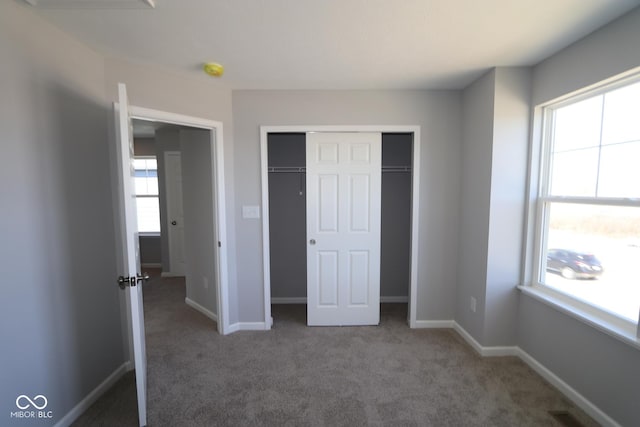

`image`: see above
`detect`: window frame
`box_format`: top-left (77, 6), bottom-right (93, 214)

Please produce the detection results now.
top-left (133, 155), bottom-right (161, 235)
top-left (525, 72), bottom-right (640, 346)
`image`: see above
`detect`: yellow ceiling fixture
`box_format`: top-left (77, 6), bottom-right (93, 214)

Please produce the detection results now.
top-left (203, 62), bottom-right (224, 77)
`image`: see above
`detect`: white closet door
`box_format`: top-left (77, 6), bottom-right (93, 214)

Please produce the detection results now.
top-left (306, 132), bottom-right (382, 326)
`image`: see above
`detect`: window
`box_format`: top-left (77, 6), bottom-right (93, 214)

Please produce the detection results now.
top-left (535, 77), bottom-right (640, 327)
top-left (134, 157), bottom-right (160, 233)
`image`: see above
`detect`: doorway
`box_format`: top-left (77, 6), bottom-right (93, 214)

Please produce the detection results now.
top-left (126, 107), bottom-right (231, 336)
top-left (260, 126), bottom-right (421, 328)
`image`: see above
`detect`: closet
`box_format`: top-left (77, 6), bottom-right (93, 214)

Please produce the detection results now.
top-left (267, 132), bottom-right (412, 307)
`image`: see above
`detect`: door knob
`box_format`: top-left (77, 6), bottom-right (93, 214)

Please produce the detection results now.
top-left (171, 220), bottom-right (177, 225)
top-left (310, 239), bottom-right (316, 245)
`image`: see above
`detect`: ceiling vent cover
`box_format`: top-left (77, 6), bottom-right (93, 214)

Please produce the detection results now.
top-left (23, 0), bottom-right (155, 9)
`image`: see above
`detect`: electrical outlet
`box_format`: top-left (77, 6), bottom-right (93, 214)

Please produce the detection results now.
top-left (470, 296), bottom-right (477, 313)
top-left (203, 276), bottom-right (209, 289)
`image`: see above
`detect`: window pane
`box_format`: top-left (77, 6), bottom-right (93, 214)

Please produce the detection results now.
top-left (133, 158), bottom-right (148, 169)
top-left (549, 147), bottom-right (599, 197)
top-left (602, 81), bottom-right (640, 146)
top-left (549, 96), bottom-right (604, 197)
top-left (597, 141), bottom-right (640, 198)
top-left (543, 203), bottom-right (640, 322)
top-left (136, 197), bottom-right (160, 233)
top-left (135, 177), bottom-right (159, 195)
top-left (145, 158), bottom-right (157, 170)
top-left (552, 96), bottom-right (603, 152)
top-left (133, 156), bottom-right (159, 196)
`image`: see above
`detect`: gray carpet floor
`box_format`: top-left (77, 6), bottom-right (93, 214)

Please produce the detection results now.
top-left (72, 275), bottom-right (598, 427)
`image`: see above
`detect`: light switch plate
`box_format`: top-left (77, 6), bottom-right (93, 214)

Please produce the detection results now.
top-left (242, 205), bottom-right (260, 219)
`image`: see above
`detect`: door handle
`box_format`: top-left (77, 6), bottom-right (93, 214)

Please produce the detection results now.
top-left (309, 239), bottom-right (316, 245)
top-left (117, 276), bottom-right (133, 290)
top-left (117, 273), bottom-right (150, 290)
top-left (171, 220), bottom-right (177, 225)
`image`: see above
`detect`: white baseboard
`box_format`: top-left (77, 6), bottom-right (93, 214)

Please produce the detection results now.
top-left (517, 349), bottom-right (621, 427)
top-left (161, 272), bottom-right (184, 278)
top-left (270, 296), bottom-right (409, 304)
top-left (53, 362), bottom-right (129, 427)
top-left (141, 263), bottom-right (162, 268)
top-left (452, 322), bottom-right (518, 357)
top-left (413, 320), bottom-right (455, 328)
top-left (185, 298), bottom-right (218, 322)
top-left (227, 322), bottom-right (269, 333)
top-left (449, 322), bottom-right (620, 427)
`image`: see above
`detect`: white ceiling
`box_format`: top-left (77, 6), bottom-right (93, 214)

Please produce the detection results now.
top-left (26, 0), bottom-right (640, 90)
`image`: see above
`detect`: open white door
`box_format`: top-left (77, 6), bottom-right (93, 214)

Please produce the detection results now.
top-left (115, 83), bottom-right (148, 426)
top-left (306, 132), bottom-right (382, 326)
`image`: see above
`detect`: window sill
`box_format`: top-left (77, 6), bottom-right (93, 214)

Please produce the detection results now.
top-left (518, 285), bottom-right (640, 351)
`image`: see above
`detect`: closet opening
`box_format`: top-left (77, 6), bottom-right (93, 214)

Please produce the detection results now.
top-left (266, 132), bottom-right (414, 326)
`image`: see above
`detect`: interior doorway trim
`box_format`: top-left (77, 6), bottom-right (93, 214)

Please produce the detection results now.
top-left (128, 105), bottom-right (231, 335)
top-left (260, 125), bottom-right (421, 329)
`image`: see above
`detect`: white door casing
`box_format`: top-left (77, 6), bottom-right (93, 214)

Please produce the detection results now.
top-left (306, 132), bottom-right (382, 326)
top-left (115, 83), bottom-right (148, 426)
top-left (261, 126), bottom-right (421, 330)
top-left (165, 151), bottom-right (186, 276)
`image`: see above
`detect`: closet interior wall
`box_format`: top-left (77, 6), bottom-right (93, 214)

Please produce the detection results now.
top-left (268, 133), bottom-right (308, 300)
top-left (267, 132), bottom-right (412, 303)
top-left (380, 133), bottom-right (412, 300)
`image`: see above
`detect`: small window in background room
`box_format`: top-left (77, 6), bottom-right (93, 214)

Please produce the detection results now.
top-left (134, 157), bottom-right (160, 233)
top-left (536, 77), bottom-right (640, 325)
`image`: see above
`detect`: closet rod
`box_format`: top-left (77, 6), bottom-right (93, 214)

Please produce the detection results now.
top-left (268, 166), bottom-right (306, 173)
top-left (382, 166), bottom-right (412, 173)
top-left (268, 166), bottom-right (411, 173)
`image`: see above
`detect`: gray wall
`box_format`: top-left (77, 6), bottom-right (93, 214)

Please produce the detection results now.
top-left (484, 68), bottom-right (531, 346)
top-left (133, 137), bottom-right (155, 156)
top-left (181, 130), bottom-right (218, 316)
top-left (518, 297), bottom-right (640, 426)
top-left (457, 71), bottom-right (494, 341)
top-left (518, 7), bottom-right (640, 426)
top-left (0, 2), bottom-right (124, 425)
top-left (233, 90), bottom-right (462, 322)
top-left (139, 235), bottom-right (162, 265)
top-left (457, 68), bottom-right (531, 347)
